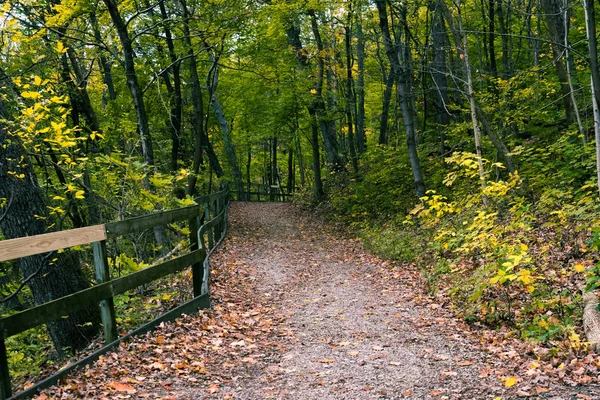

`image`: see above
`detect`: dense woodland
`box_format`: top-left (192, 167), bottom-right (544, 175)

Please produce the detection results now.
top-left (3, 0), bottom-right (600, 387)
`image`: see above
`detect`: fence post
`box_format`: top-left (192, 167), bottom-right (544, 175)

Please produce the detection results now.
top-left (213, 198), bottom-right (222, 240)
top-left (204, 202), bottom-right (214, 249)
top-left (0, 335), bottom-right (11, 400)
top-left (189, 213), bottom-right (203, 297)
top-left (92, 240), bottom-right (118, 343)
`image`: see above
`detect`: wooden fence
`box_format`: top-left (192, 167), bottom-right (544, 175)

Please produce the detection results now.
top-left (0, 187), bottom-right (230, 400)
top-left (233, 183), bottom-right (294, 202)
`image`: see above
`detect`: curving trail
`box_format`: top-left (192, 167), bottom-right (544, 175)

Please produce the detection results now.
top-left (42, 202), bottom-right (600, 399)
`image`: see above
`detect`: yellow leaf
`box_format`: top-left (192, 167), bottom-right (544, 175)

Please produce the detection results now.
top-left (504, 376), bottom-right (518, 387)
top-left (21, 91), bottom-right (42, 99)
top-left (75, 190), bottom-right (85, 199)
top-left (575, 263), bottom-right (586, 273)
top-left (34, 75), bottom-right (42, 86)
top-left (57, 41), bottom-right (66, 53)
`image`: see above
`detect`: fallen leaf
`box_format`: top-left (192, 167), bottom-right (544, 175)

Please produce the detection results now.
top-left (112, 381), bottom-right (136, 393)
top-left (156, 335), bottom-right (165, 344)
top-left (457, 361), bottom-right (472, 366)
top-left (318, 359), bottom-right (335, 363)
top-left (206, 383), bottom-right (219, 394)
top-left (504, 376), bottom-right (518, 388)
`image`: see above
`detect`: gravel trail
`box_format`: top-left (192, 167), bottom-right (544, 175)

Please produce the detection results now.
top-left (217, 202), bottom-right (504, 399)
top-left (42, 201), bottom-right (600, 399)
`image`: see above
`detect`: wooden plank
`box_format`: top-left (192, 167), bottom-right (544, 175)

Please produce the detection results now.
top-left (0, 225), bottom-right (106, 263)
top-left (0, 250), bottom-right (203, 338)
top-left (105, 206), bottom-right (200, 239)
top-left (0, 336), bottom-right (11, 400)
top-left (194, 189), bottom-right (227, 205)
top-left (11, 293), bottom-right (210, 400)
top-left (93, 241), bottom-right (117, 343)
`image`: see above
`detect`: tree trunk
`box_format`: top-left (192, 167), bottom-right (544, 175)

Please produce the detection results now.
top-left (180, 0), bottom-right (222, 196)
top-left (561, 0), bottom-right (585, 143)
top-left (375, 0), bottom-right (426, 197)
top-left (0, 103), bottom-right (99, 353)
top-left (355, 0), bottom-right (366, 155)
top-left (541, 0), bottom-right (576, 123)
top-left (91, 13), bottom-right (116, 105)
top-left (209, 63), bottom-right (245, 200)
top-left (309, 108), bottom-right (325, 200)
top-left (345, 24), bottom-right (359, 173)
top-left (496, 0), bottom-right (511, 78)
top-left (287, 147), bottom-right (294, 194)
top-left (379, 67), bottom-right (395, 145)
top-left (488, 0), bottom-right (498, 77)
top-left (159, 0), bottom-right (183, 171)
top-left (103, 0), bottom-right (154, 166)
top-left (430, 0), bottom-right (451, 158)
top-left (309, 11), bottom-right (344, 171)
top-left (584, 0), bottom-right (600, 196)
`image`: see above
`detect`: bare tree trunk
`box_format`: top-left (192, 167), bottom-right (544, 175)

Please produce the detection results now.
top-left (584, 0), bottom-right (600, 196)
top-left (180, 0), bottom-right (223, 196)
top-left (379, 68), bottom-right (394, 145)
top-left (309, 11), bottom-right (344, 171)
top-left (345, 24), bottom-right (359, 173)
top-left (430, 0), bottom-right (451, 159)
top-left (309, 109), bottom-right (325, 200)
top-left (209, 62), bottom-right (245, 200)
top-left (375, 0), bottom-right (426, 197)
top-left (103, 0), bottom-right (154, 166)
top-left (159, 0), bottom-right (183, 171)
top-left (355, 0), bottom-right (366, 155)
top-left (562, 0), bottom-right (586, 143)
top-left (541, 0), bottom-right (576, 123)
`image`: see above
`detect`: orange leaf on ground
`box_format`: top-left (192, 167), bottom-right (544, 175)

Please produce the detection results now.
top-left (112, 381), bottom-right (136, 392)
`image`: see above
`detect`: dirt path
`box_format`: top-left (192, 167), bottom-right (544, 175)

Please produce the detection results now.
top-left (42, 202), bottom-right (600, 399)
top-left (214, 202), bottom-right (505, 399)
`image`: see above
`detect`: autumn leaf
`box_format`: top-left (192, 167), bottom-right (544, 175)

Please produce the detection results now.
top-left (206, 384), bottom-right (219, 394)
top-left (504, 376), bottom-right (518, 387)
top-left (574, 263), bottom-right (586, 273)
top-left (318, 359), bottom-right (335, 363)
top-left (457, 361), bottom-right (473, 366)
top-left (112, 381), bottom-right (136, 393)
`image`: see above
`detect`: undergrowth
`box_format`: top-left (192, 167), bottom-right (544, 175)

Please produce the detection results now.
top-left (325, 138), bottom-right (600, 353)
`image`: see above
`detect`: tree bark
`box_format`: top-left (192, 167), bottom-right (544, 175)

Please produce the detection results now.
top-left (430, 0), bottom-right (451, 158)
top-left (309, 11), bottom-right (344, 171)
top-left (159, 0), bottom-right (183, 171)
top-left (209, 61), bottom-right (245, 200)
top-left (0, 102), bottom-right (99, 353)
top-left (541, 0), bottom-right (576, 123)
top-left (345, 24), bottom-right (359, 173)
top-left (103, 0), bottom-right (154, 167)
top-left (180, 0), bottom-right (223, 196)
top-left (375, 0), bottom-right (426, 197)
top-left (355, 0), bottom-right (366, 155)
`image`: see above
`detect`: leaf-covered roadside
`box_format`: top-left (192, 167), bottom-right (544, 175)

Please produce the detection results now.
top-left (33, 251), bottom-right (290, 399)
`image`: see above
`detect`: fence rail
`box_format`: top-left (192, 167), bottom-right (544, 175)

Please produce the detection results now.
top-left (233, 183), bottom-right (294, 202)
top-left (0, 187), bottom-right (230, 400)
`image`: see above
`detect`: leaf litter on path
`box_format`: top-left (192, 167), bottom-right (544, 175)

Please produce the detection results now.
top-left (38, 202), bottom-right (600, 399)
